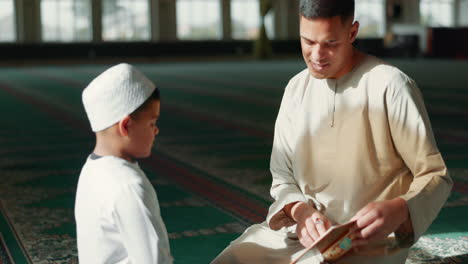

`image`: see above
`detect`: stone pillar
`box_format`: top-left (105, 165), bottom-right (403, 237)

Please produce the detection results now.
top-left (16, 0), bottom-right (41, 43)
top-left (149, 0), bottom-right (159, 41)
top-left (273, 0), bottom-right (299, 40)
top-left (92, 0), bottom-right (102, 42)
top-left (221, 0), bottom-right (231, 40)
top-left (288, 0), bottom-right (300, 39)
top-left (155, 0), bottom-right (177, 41)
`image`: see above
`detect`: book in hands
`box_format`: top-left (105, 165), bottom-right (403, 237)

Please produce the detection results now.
top-left (290, 220), bottom-right (356, 264)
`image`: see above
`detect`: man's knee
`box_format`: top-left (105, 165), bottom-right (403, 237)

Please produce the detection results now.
top-left (211, 223), bottom-right (304, 264)
top-left (212, 240), bottom-right (283, 264)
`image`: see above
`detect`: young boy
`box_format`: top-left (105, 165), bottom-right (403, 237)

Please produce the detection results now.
top-left (75, 63), bottom-right (173, 264)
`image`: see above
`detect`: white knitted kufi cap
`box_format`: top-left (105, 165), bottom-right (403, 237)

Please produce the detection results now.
top-left (82, 63), bottom-right (156, 132)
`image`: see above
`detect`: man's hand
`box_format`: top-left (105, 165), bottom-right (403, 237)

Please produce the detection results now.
top-left (350, 198), bottom-right (409, 247)
top-left (285, 202), bottom-right (333, 247)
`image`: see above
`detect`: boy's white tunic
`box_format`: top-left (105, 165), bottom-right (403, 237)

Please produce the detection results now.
top-left (212, 55), bottom-right (452, 264)
top-left (75, 155), bottom-right (173, 264)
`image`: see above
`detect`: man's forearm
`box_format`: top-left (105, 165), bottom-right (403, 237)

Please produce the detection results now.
top-left (394, 198), bottom-right (415, 248)
top-left (284, 201), bottom-right (317, 222)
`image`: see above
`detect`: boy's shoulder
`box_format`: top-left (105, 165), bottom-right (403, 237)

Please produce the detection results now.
top-left (82, 156), bottom-right (147, 192)
top-left (76, 156), bottom-right (157, 221)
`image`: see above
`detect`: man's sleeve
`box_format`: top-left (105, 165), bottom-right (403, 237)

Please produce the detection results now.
top-left (267, 81), bottom-right (310, 230)
top-left (386, 77), bottom-right (453, 246)
top-left (113, 183), bottom-right (173, 264)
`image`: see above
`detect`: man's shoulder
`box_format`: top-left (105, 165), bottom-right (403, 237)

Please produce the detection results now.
top-left (289, 68), bottom-right (310, 84)
top-left (363, 56), bottom-right (413, 86)
top-left (283, 68), bottom-right (310, 94)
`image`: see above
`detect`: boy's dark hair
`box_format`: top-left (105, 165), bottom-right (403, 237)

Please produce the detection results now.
top-left (299, 0), bottom-right (354, 22)
top-left (131, 87), bottom-right (160, 118)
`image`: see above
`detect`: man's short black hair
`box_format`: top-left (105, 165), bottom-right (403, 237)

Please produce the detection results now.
top-left (299, 0), bottom-right (355, 22)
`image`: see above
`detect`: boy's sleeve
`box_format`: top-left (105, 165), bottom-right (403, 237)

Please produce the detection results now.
top-left (386, 77), bottom-right (453, 246)
top-left (113, 183), bottom-right (173, 264)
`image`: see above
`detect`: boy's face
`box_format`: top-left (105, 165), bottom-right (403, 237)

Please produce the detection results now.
top-left (127, 100), bottom-right (160, 158)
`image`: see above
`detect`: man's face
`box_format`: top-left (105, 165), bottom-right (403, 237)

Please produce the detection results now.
top-left (300, 15), bottom-right (358, 79)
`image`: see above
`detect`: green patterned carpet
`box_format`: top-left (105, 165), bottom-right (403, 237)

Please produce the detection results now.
top-left (0, 58), bottom-right (467, 263)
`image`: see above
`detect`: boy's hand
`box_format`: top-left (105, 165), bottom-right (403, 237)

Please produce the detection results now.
top-left (289, 202), bottom-right (332, 247)
top-left (350, 198), bottom-right (409, 247)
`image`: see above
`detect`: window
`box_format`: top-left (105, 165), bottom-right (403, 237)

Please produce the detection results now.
top-left (231, 0), bottom-right (274, 40)
top-left (41, 0), bottom-right (92, 42)
top-left (264, 10), bottom-right (275, 40)
top-left (102, 0), bottom-right (151, 41)
top-left (177, 0), bottom-right (221, 40)
top-left (460, 0), bottom-right (468, 26)
top-left (231, 0), bottom-right (260, 40)
top-left (420, 0), bottom-right (455, 27)
top-left (0, 0), bottom-right (16, 42)
top-left (355, 0), bottom-right (385, 38)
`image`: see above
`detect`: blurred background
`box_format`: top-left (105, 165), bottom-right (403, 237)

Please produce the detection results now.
top-left (0, 0), bottom-right (467, 61)
top-left (0, 1), bottom-right (467, 263)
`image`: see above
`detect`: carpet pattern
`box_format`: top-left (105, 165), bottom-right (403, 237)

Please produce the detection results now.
top-left (0, 232), bottom-right (13, 264)
top-left (0, 59), bottom-right (467, 263)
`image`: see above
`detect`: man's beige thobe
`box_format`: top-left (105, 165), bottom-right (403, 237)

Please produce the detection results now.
top-left (212, 55), bottom-right (453, 264)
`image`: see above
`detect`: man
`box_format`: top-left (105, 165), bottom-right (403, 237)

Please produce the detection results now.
top-left (211, 0), bottom-right (452, 263)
